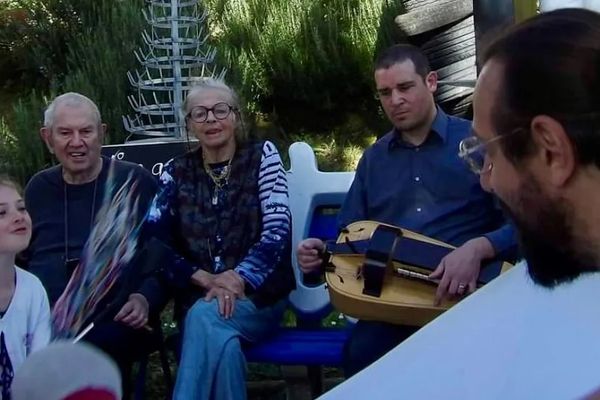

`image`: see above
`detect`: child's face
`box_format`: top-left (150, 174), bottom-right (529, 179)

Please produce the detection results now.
top-left (0, 185), bottom-right (32, 254)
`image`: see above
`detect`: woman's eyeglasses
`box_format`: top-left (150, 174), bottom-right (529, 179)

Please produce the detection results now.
top-left (187, 102), bottom-right (235, 123)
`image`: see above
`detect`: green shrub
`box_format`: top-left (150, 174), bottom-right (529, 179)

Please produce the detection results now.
top-left (0, 91), bottom-right (52, 184)
top-left (60, 0), bottom-right (145, 143)
top-left (2, 0), bottom-right (407, 183)
top-left (0, 117), bottom-right (18, 174)
top-left (208, 0), bottom-right (405, 134)
top-left (0, 0), bottom-right (85, 91)
top-left (0, 0), bottom-right (145, 184)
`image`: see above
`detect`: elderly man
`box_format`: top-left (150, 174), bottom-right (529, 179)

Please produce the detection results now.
top-left (297, 44), bottom-right (516, 376)
top-left (318, 8), bottom-right (600, 400)
top-left (23, 92), bottom-right (161, 393)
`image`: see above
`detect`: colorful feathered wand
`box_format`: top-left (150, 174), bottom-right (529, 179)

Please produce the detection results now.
top-left (52, 161), bottom-right (146, 340)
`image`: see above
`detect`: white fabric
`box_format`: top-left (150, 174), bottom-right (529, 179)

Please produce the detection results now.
top-left (0, 267), bottom-right (50, 376)
top-left (320, 262), bottom-right (600, 400)
top-left (540, 0), bottom-right (600, 12)
top-left (11, 341), bottom-right (122, 400)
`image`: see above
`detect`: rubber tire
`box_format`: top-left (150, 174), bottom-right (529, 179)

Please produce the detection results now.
top-left (395, 0), bottom-right (476, 116)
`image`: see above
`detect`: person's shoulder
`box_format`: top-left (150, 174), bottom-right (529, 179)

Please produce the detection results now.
top-left (26, 165), bottom-right (61, 187)
top-left (259, 140), bottom-right (281, 158)
top-left (168, 148), bottom-right (198, 167)
top-left (15, 267), bottom-right (46, 294)
top-left (446, 113), bottom-right (472, 138)
top-left (25, 165), bottom-right (61, 197)
top-left (113, 160), bottom-right (160, 200)
top-left (111, 158), bottom-right (152, 178)
top-left (154, 149), bottom-right (200, 183)
top-left (447, 113), bottom-right (471, 127)
top-left (366, 130), bottom-right (394, 156)
top-left (233, 139), bottom-right (278, 161)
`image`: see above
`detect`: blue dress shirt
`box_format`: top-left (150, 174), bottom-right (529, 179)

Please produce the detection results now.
top-left (338, 107), bottom-right (516, 255)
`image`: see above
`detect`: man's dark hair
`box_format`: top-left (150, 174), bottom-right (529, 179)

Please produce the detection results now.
top-left (374, 44), bottom-right (431, 79)
top-left (482, 8), bottom-right (600, 168)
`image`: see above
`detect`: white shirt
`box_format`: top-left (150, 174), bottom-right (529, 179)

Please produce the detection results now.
top-left (0, 266), bottom-right (51, 394)
top-left (320, 262), bottom-right (600, 400)
top-left (540, 0), bottom-right (600, 12)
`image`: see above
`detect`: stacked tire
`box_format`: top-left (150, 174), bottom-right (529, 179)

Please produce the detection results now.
top-left (396, 0), bottom-right (475, 116)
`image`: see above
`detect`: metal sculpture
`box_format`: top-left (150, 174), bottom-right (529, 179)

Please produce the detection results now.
top-left (123, 0), bottom-right (225, 139)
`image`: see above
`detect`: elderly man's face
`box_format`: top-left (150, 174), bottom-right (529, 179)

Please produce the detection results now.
top-left (473, 60), bottom-right (596, 286)
top-left (42, 103), bottom-right (105, 180)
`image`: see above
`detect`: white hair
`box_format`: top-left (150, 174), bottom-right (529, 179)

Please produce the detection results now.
top-left (183, 78), bottom-right (247, 141)
top-left (182, 77), bottom-right (240, 114)
top-left (44, 92), bottom-right (102, 128)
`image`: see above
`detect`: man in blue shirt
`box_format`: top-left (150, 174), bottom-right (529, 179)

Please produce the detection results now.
top-left (297, 44), bottom-right (516, 376)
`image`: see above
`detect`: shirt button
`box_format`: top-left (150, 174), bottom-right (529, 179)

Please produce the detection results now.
top-left (416, 207), bottom-right (422, 212)
top-left (415, 147), bottom-right (420, 152)
top-left (414, 176), bottom-right (420, 182)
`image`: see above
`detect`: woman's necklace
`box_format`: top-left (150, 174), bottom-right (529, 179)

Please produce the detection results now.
top-left (203, 153), bottom-right (233, 206)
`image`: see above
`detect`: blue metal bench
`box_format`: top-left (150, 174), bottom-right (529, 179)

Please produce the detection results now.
top-left (245, 328), bottom-right (349, 366)
top-left (241, 142), bottom-right (355, 397)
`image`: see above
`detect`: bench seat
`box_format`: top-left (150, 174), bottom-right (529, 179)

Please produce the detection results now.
top-left (244, 327), bottom-right (350, 366)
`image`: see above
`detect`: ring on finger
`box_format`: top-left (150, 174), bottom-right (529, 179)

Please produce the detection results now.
top-left (224, 295), bottom-right (231, 300)
top-left (458, 283), bottom-right (467, 291)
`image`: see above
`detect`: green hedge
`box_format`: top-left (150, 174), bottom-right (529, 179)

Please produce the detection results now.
top-left (0, 0), bottom-right (146, 182)
top-left (1, 0), bottom-right (406, 184)
top-left (208, 0), bottom-right (404, 132)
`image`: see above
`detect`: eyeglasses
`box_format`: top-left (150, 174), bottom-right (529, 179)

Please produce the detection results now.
top-left (459, 112), bottom-right (600, 174)
top-left (187, 102), bottom-right (235, 123)
top-left (458, 128), bottom-right (524, 174)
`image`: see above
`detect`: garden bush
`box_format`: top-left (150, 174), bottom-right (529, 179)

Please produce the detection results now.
top-left (1, 0), bottom-right (407, 184)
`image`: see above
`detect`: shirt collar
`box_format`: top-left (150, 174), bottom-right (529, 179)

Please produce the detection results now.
top-left (430, 106), bottom-right (449, 142)
top-left (387, 106), bottom-right (449, 149)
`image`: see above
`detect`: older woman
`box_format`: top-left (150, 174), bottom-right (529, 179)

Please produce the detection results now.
top-left (145, 78), bottom-right (294, 400)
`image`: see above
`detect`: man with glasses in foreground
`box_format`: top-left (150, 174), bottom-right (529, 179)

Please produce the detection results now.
top-left (319, 8), bottom-right (600, 399)
top-left (297, 44), bottom-right (516, 377)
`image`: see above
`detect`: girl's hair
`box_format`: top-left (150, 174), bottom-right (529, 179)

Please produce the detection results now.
top-left (182, 77), bottom-right (248, 142)
top-left (0, 175), bottom-right (22, 195)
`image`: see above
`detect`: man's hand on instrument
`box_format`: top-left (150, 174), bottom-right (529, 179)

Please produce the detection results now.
top-left (429, 237), bottom-right (495, 306)
top-left (114, 293), bottom-right (149, 329)
top-left (297, 238), bottom-right (325, 273)
top-left (213, 270), bottom-right (245, 298)
top-left (204, 287), bottom-right (237, 319)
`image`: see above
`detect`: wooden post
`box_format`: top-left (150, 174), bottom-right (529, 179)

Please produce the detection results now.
top-left (513, 0), bottom-right (538, 22)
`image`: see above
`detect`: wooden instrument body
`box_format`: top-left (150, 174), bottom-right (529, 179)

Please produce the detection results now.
top-left (325, 221), bottom-right (513, 326)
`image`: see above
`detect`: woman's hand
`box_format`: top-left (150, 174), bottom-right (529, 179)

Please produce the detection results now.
top-left (213, 270), bottom-right (245, 298)
top-left (191, 269), bottom-right (216, 290)
top-left (204, 287), bottom-right (237, 319)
